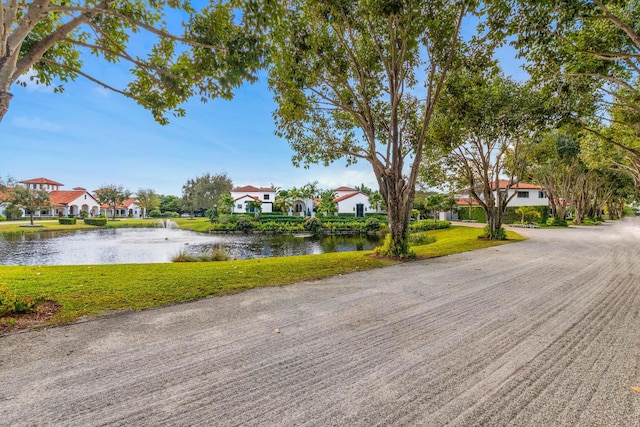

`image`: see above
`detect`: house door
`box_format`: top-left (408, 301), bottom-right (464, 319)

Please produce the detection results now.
top-left (356, 203), bottom-right (364, 217)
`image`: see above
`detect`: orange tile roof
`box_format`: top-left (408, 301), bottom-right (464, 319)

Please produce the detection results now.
top-left (455, 197), bottom-right (481, 206)
top-left (49, 190), bottom-right (92, 205)
top-left (121, 198), bottom-right (138, 208)
top-left (334, 186), bottom-right (356, 192)
top-left (20, 177), bottom-right (64, 186)
top-left (489, 180), bottom-right (542, 190)
top-left (232, 185), bottom-right (274, 193)
top-left (333, 191), bottom-right (367, 203)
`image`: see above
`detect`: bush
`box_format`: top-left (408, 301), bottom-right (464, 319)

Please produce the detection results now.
top-left (235, 216), bottom-right (254, 233)
top-left (409, 220), bottom-right (450, 232)
top-left (79, 211), bottom-right (89, 219)
top-left (84, 218), bottom-right (108, 226)
top-left (374, 233), bottom-right (415, 259)
top-left (4, 204), bottom-right (22, 220)
top-left (164, 211), bottom-right (180, 218)
top-left (148, 209), bottom-right (161, 218)
top-left (0, 286), bottom-right (42, 316)
top-left (58, 217), bottom-right (77, 225)
top-left (481, 225), bottom-right (507, 240)
top-left (0, 214), bottom-right (5, 221)
top-left (409, 232), bottom-right (436, 246)
top-left (304, 217), bottom-right (323, 234)
top-left (172, 249), bottom-right (230, 262)
top-left (546, 217), bottom-right (568, 227)
top-left (364, 217), bottom-right (381, 232)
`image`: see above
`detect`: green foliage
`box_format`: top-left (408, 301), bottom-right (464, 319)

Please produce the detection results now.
top-left (409, 232), bottom-right (437, 246)
top-left (364, 217), bottom-right (381, 232)
top-left (303, 217), bottom-right (323, 234)
top-left (95, 185), bottom-right (131, 221)
top-left (234, 216), bottom-right (254, 233)
top-left (78, 211), bottom-right (89, 219)
top-left (0, 214), bottom-right (4, 221)
top-left (481, 225), bottom-right (507, 240)
top-left (505, 206), bottom-right (549, 224)
top-left (458, 207), bottom-right (487, 223)
top-left (84, 218), bottom-right (108, 226)
top-left (148, 209), bottom-right (162, 218)
top-left (375, 233), bottom-right (415, 259)
top-left (4, 204), bottom-right (21, 220)
top-left (546, 217), bottom-right (568, 227)
top-left (0, 286), bottom-right (41, 316)
top-left (172, 249), bottom-right (230, 262)
top-left (58, 218), bottom-right (76, 225)
top-left (409, 220), bottom-right (451, 232)
top-left (9, 186), bottom-right (51, 225)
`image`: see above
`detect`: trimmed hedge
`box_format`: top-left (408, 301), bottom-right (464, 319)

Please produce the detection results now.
top-left (409, 220), bottom-right (451, 232)
top-left (84, 218), bottom-right (107, 226)
top-left (458, 206), bottom-right (550, 224)
top-left (58, 218), bottom-right (77, 225)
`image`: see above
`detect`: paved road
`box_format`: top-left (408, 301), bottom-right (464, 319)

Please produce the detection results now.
top-left (2, 221), bottom-right (640, 426)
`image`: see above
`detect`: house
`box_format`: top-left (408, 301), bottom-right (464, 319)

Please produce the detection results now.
top-left (8, 178), bottom-right (101, 218)
top-left (456, 180), bottom-right (549, 209)
top-left (101, 197), bottom-right (144, 218)
top-left (230, 185), bottom-right (276, 214)
top-left (331, 187), bottom-right (382, 217)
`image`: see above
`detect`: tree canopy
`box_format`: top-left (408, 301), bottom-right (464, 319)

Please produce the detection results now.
top-left (0, 0), bottom-right (264, 123)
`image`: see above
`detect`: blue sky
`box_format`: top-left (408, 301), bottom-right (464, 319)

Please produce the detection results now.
top-left (1, 19), bottom-right (526, 197)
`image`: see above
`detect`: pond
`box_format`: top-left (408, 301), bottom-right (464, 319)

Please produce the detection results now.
top-left (0, 227), bottom-right (380, 266)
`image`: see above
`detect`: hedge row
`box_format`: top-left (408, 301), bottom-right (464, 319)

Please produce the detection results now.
top-left (84, 218), bottom-right (108, 226)
top-left (409, 220), bottom-right (451, 231)
top-left (457, 206), bottom-right (551, 224)
top-left (58, 218), bottom-right (77, 225)
top-left (210, 216), bottom-right (383, 234)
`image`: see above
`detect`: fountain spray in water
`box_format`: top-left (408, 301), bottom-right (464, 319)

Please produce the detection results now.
top-left (157, 218), bottom-right (179, 229)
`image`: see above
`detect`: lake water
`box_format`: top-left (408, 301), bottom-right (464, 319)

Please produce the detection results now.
top-left (0, 228), bottom-right (380, 266)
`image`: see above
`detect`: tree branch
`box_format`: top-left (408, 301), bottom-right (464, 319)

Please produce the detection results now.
top-left (40, 57), bottom-right (127, 96)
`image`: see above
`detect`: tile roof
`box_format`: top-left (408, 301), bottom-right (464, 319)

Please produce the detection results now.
top-left (455, 197), bottom-right (481, 206)
top-left (20, 177), bottom-right (64, 186)
top-left (333, 191), bottom-right (367, 203)
top-left (121, 198), bottom-right (138, 208)
top-left (489, 180), bottom-right (542, 190)
top-left (232, 185), bottom-right (275, 193)
top-left (49, 190), bottom-right (92, 205)
top-left (334, 186), bottom-right (357, 192)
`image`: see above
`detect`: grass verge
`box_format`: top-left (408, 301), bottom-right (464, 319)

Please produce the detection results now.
top-left (0, 225), bottom-right (524, 329)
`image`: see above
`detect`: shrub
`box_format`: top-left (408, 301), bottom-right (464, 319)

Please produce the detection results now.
top-left (235, 216), bottom-right (254, 233)
top-left (148, 209), bottom-right (161, 218)
top-left (58, 217), bottom-right (77, 225)
top-left (84, 218), bottom-right (108, 226)
top-left (364, 217), bottom-right (381, 232)
top-left (172, 249), bottom-right (230, 262)
top-left (79, 210), bottom-right (89, 219)
top-left (4, 204), bottom-right (22, 220)
top-left (409, 220), bottom-right (450, 232)
top-left (164, 211), bottom-right (179, 218)
top-left (409, 232), bottom-right (436, 246)
top-left (304, 217), bottom-right (323, 234)
top-left (0, 214), bottom-right (5, 221)
top-left (0, 286), bottom-right (42, 316)
top-left (374, 233), bottom-right (415, 259)
top-left (481, 225), bottom-right (507, 240)
top-left (546, 217), bottom-right (568, 227)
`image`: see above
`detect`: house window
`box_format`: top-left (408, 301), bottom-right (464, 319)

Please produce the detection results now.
top-left (538, 191), bottom-right (547, 198)
top-left (517, 191), bottom-right (529, 198)
top-left (237, 204), bottom-right (242, 209)
top-left (264, 194), bottom-right (270, 201)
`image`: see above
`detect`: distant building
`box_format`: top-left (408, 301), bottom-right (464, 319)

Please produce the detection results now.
top-left (230, 185), bottom-right (276, 214)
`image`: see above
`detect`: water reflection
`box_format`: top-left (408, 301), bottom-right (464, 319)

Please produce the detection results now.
top-left (0, 229), bottom-right (379, 265)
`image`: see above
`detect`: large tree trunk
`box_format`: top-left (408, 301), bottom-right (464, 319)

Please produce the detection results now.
top-left (378, 170), bottom-right (414, 258)
top-left (0, 90), bottom-right (12, 123)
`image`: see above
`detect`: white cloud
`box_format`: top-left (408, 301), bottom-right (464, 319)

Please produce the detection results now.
top-left (16, 69), bottom-right (54, 94)
top-left (92, 87), bottom-right (110, 98)
top-left (12, 117), bottom-right (63, 132)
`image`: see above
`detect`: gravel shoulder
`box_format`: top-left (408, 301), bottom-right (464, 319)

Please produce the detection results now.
top-left (2, 220), bottom-right (640, 426)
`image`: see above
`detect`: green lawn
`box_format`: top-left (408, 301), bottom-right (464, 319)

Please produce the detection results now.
top-left (0, 224), bottom-right (525, 327)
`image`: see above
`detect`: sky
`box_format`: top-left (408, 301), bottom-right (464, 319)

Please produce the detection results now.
top-left (0, 16), bottom-right (527, 198)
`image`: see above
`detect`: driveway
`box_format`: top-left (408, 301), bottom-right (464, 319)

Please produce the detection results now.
top-left (1, 220), bottom-right (640, 426)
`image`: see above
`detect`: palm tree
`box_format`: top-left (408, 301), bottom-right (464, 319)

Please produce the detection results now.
top-left (368, 191), bottom-right (384, 213)
top-left (515, 206), bottom-right (542, 224)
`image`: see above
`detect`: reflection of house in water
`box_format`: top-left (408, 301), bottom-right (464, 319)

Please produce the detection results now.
top-left (4, 178), bottom-right (102, 218)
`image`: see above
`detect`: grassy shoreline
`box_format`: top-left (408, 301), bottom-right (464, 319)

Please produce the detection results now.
top-left (0, 222), bottom-right (525, 329)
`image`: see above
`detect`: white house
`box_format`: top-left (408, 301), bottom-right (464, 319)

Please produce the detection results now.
top-left (8, 178), bottom-right (101, 218)
top-left (457, 180), bottom-right (549, 209)
top-left (101, 197), bottom-right (144, 218)
top-left (332, 187), bottom-right (379, 217)
top-left (230, 185), bottom-right (276, 214)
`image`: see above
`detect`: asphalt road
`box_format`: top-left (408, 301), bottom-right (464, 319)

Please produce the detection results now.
top-left (2, 220), bottom-right (640, 426)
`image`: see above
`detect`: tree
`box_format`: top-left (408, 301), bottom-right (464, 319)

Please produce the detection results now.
top-left (355, 184), bottom-right (373, 196)
top-left (181, 173), bottom-right (233, 218)
top-left (509, 0), bottom-right (640, 186)
top-left (246, 199), bottom-right (262, 220)
top-left (95, 184), bottom-right (131, 220)
top-left (262, 0), bottom-right (484, 257)
top-left (436, 69), bottom-right (544, 239)
top-left (135, 188), bottom-right (160, 218)
top-left (515, 206), bottom-right (542, 224)
top-left (217, 193), bottom-right (235, 215)
top-left (316, 189), bottom-right (337, 216)
top-left (0, 0), bottom-right (264, 123)
top-left (159, 195), bottom-right (181, 215)
top-left (10, 185), bottom-right (50, 225)
top-left (368, 192), bottom-right (384, 213)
